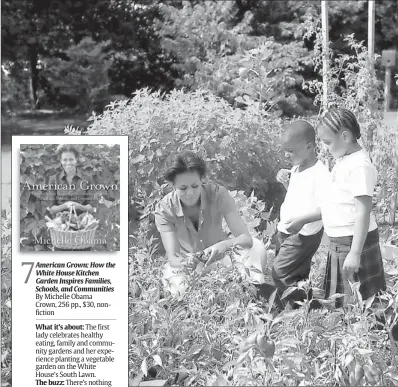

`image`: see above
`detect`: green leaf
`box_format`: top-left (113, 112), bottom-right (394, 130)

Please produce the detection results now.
top-left (278, 337), bottom-right (300, 347)
top-left (132, 154), bottom-right (145, 164)
top-left (328, 293), bottom-right (347, 300)
top-left (20, 189), bottom-right (31, 203)
top-left (25, 219), bottom-right (39, 233)
top-left (31, 190), bottom-right (43, 199)
top-left (271, 310), bottom-right (302, 327)
top-left (236, 348), bottom-right (251, 364)
top-left (102, 198), bottom-right (114, 208)
top-left (32, 227), bottom-right (41, 237)
top-left (186, 344), bottom-right (204, 360)
top-left (152, 354), bottom-right (163, 367)
top-left (281, 286), bottom-right (298, 300)
top-left (235, 96), bottom-right (249, 105)
top-left (141, 358), bottom-right (148, 377)
top-left (364, 294), bottom-right (375, 310)
top-left (240, 59), bottom-right (253, 69)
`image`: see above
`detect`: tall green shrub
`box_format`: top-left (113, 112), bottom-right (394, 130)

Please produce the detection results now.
top-left (86, 88), bottom-right (286, 217)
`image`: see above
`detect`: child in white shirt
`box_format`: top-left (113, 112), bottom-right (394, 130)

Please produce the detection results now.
top-left (273, 120), bottom-right (329, 309)
top-left (287, 108), bottom-right (386, 307)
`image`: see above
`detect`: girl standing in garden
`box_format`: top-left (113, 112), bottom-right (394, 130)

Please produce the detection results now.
top-left (286, 108), bottom-right (386, 307)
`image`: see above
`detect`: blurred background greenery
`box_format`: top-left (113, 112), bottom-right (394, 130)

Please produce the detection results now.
top-left (2, 0), bottom-right (397, 117)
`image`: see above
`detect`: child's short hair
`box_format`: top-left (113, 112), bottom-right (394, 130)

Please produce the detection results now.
top-left (319, 108), bottom-right (361, 139)
top-left (284, 120), bottom-right (316, 144)
top-left (164, 151), bottom-right (207, 183)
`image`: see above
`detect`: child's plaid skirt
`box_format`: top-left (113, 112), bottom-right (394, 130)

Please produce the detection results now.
top-left (323, 229), bottom-right (386, 308)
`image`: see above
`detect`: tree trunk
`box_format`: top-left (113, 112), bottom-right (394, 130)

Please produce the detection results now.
top-left (29, 48), bottom-right (38, 109)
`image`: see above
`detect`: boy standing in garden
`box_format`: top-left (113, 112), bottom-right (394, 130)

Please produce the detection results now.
top-left (272, 120), bottom-right (329, 309)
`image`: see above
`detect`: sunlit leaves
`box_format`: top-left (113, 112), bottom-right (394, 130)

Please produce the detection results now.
top-left (87, 88), bottom-right (285, 241)
top-left (129, 228), bottom-right (398, 386)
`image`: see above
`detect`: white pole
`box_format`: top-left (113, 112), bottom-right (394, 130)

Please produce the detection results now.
top-left (385, 67), bottom-right (392, 112)
top-left (368, 0), bottom-right (375, 72)
top-left (321, 1), bottom-right (329, 111)
top-left (367, 0), bottom-right (376, 155)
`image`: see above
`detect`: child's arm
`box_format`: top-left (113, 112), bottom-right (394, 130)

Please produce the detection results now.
top-left (285, 209), bottom-right (322, 234)
top-left (342, 196), bottom-right (372, 271)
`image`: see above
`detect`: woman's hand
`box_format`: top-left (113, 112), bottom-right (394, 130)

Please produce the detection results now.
top-left (184, 256), bottom-right (199, 272)
top-left (203, 241), bottom-right (229, 267)
top-left (63, 202), bottom-right (94, 213)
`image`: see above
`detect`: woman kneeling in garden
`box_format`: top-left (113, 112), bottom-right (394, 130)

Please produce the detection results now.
top-left (155, 151), bottom-right (267, 296)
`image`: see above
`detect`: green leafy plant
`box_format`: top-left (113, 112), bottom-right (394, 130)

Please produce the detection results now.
top-left (1, 211), bottom-right (12, 386)
top-left (128, 181), bottom-right (397, 386)
top-left (86, 88), bottom-right (287, 223)
top-left (129, 211), bottom-right (398, 386)
top-left (42, 37), bottom-right (112, 112)
top-left (232, 40), bottom-right (312, 118)
top-left (372, 123), bottom-right (398, 224)
top-left (302, 17), bottom-right (384, 149)
top-left (157, 1), bottom-right (313, 116)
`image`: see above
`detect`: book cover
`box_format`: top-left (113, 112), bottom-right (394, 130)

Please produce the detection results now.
top-left (20, 144), bottom-right (121, 252)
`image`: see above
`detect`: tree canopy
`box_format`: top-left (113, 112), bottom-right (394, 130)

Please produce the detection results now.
top-left (2, 0), bottom-right (397, 113)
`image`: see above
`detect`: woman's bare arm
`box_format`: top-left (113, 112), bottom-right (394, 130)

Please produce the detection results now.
top-left (159, 231), bottom-right (184, 268)
top-left (224, 211), bottom-right (253, 249)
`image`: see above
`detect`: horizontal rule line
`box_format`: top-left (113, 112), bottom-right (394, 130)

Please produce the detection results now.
top-left (36, 319), bottom-right (117, 320)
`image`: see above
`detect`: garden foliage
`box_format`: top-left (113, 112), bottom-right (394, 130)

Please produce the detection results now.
top-left (42, 38), bottom-right (112, 112)
top-left (19, 143), bottom-right (120, 251)
top-left (1, 212), bottom-right (11, 385)
top-left (86, 88), bottom-right (287, 221)
top-left (158, 1), bottom-right (313, 116)
top-left (123, 19), bottom-right (398, 386)
top-left (130, 212), bottom-right (398, 385)
top-left (2, 0), bottom-right (398, 112)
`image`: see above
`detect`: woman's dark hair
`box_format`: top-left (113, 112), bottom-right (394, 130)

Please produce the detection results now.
top-left (319, 108), bottom-right (361, 139)
top-left (164, 151), bottom-right (207, 183)
top-left (56, 145), bottom-right (80, 159)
